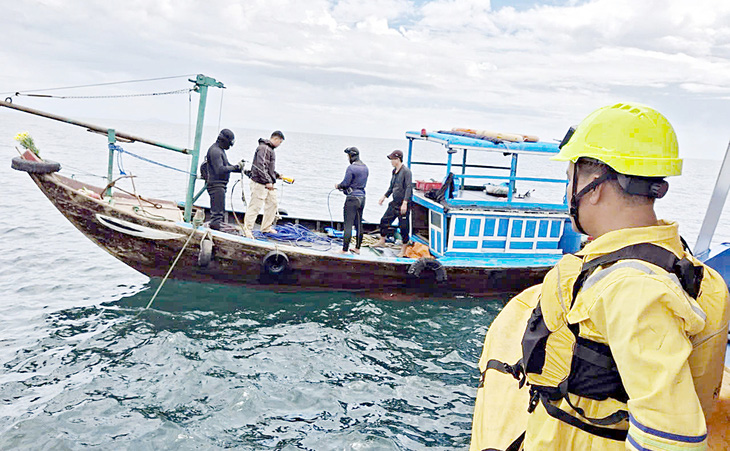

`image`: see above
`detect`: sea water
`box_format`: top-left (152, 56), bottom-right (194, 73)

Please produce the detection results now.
top-left (0, 112), bottom-right (728, 450)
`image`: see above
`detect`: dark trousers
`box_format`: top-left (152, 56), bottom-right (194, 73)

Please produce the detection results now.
top-left (379, 200), bottom-right (410, 243)
top-left (343, 195), bottom-right (365, 251)
top-left (207, 184), bottom-right (226, 230)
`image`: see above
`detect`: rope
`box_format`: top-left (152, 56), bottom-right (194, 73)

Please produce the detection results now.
top-left (327, 188), bottom-right (338, 229)
top-left (145, 225), bottom-right (200, 310)
top-left (110, 143), bottom-right (195, 176)
top-left (0, 74), bottom-right (197, 96)
top-left (252, 223), bottom-right (336, 250)
top-left (14, 88), bottom-right (191, 100)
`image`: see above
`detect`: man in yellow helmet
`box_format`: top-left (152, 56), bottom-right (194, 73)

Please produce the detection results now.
top-left (470, 103), bottom-right (729, 450)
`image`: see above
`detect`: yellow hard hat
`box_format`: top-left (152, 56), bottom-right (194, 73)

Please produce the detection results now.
top-left (552, 102), bottom-right (682, 177)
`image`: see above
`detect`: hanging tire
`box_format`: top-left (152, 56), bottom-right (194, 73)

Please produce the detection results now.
top-left (408, 258), bottom-right (447, 283)
top-left (263, 251), bottom-right (289, 276)
top-left (11, 156), bottom-right (61, 174)
top-left (198, 236), bottom-right (213, 267)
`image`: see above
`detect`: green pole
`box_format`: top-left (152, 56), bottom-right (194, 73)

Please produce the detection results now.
top-left (184, 74), bottom-right (225, 222)
top-left (106, 129), bottom-right (116, 197)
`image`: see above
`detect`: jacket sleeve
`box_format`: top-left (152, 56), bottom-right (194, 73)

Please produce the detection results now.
top-left (589, 274), bottom-right (708, 451)
top-left (384, 174), bottom-right (395, 198)
top-left (208, 147), bottom-right (238, 177)
top-left (267, 148), bottom-right (277, 184)
top-left (402, 168), bottom-right (413, 202)
top-left (338, 166), bottom-right (354, 190)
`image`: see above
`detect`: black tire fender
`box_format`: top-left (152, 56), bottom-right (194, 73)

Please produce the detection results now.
top-left (408, 258), bottom-right (447, 283)
top-left (11, 156), bottom-right (61, 174)
top-left (198, 235), bottom-right (213, 267)
top-left (263, 251), bottom-right (289, 275)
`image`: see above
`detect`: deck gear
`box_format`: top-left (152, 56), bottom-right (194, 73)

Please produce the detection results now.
top-left (471, 221), bottom-right (730, 451)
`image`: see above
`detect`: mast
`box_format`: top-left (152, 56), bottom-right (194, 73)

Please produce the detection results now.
top-left (185, 75), bottom-right (225, 222)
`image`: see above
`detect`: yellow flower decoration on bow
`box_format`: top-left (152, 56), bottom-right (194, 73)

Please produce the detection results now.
top-left (14, 132), bottom-right (40, 156)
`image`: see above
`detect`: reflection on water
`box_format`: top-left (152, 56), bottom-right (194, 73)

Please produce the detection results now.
top-left (0, 280), bottom-right (502, 449)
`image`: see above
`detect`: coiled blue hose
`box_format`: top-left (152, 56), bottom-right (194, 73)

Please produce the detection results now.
top-left (253, 223), bottom-right (339, 249)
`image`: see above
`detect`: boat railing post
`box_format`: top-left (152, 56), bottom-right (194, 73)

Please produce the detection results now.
top-left (695, 140), bottom-right (730, 259)
top-left (507, 153), bottom-right (518, 204)
top-left (446, 146), bottom-right (454, 197)
top-left (184, 74), bottom-right (225, 223)
top-left (106, 129), bottom-right (116, 197)
top-left (407, 138), bottom-right (413, 168)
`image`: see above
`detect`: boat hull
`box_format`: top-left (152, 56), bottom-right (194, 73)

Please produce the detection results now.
top-left (25, 167), bottom-right (553, 298)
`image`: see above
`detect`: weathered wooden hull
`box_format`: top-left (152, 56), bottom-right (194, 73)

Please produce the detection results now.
top-left (23, 167), bottom-right (552, 298)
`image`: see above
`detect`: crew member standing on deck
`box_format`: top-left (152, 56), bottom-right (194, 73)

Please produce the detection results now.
top-left (204, 129), bottom-right (241, 231)
top-left (375, 150), bottom-right (412, 257)
top-left (335, 147), bottom-right (369, 254)
top-left (243, 130), bottom-right (285, 239)
top-left (470, 103), bottom-right (730, 451)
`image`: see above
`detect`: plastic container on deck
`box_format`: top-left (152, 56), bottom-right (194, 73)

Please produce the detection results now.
top-left (415, 180), bottom-right (443, 191)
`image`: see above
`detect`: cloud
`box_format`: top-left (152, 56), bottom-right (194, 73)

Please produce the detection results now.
top-left (1, 0), bottom-right (729, 158)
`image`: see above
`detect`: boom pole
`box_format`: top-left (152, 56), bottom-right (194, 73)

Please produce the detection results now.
top-left (0, 73), bottom-right (226, 223)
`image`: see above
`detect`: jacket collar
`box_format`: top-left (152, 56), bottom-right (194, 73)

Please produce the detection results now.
top-left (576, 220), bottom-right (684, 259)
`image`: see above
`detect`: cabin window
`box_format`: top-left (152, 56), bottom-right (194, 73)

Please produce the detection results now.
top-left (430, 211), bottom-right (441, 229)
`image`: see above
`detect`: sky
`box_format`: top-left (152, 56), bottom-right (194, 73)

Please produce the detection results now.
top-left (1, 0), bottom-right (730, 159)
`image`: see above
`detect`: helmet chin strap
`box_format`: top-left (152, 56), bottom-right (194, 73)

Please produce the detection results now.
top-left (570, 169), bottom-right (616, 235)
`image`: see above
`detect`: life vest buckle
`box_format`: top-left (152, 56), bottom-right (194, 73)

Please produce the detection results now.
top-left (527, 389), bottom-right (540, 413)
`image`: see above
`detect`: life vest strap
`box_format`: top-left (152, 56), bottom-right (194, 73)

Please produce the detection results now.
top-left (539, 394), bottom-right (628, 441)
top-left (481, 359), bottom-right (526, 388)
top-left (572, 242), bottom-right (703, 302)
top-left (563, 393), bottom-right (629, 426)
top-left (573, 341), bottom-right (616, 370)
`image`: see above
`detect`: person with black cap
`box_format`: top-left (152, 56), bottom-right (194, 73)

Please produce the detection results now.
top-left (335, 147), bottom-right (369, 254)
top-left (243, 130), bottom-right (285, 238)
top-left (375, 149), bottom-right (412, 256)
top-left (203, 128), bottom-right (242, 231)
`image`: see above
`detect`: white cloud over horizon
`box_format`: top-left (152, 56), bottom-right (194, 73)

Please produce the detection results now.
top-left (1, 0), bottom-right (730, 159)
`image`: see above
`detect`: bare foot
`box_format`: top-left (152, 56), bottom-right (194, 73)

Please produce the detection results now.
top-left (351, 248), bottom-right (360, 255)
top-left (398, 244), bottom-right (409, 257)
top-left (243, 230), bottom-right (254, 239)
top-left (336, 249), bottom-right (347, 254)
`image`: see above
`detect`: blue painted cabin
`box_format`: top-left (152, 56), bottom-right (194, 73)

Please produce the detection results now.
top-left (404, 130), bottom-right (582, 263)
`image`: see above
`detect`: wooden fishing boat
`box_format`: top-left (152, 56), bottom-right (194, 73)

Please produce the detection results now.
top-left (6, 74), bottom-right (727, 300)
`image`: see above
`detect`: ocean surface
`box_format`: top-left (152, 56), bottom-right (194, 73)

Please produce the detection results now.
top-left (1, 110), bottom-right (728, 450)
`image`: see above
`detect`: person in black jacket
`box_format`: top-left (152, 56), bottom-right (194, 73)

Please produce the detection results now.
top-left (335, 147), bottom-right (369, 254)
top-left (243, 130), bottom-right (285, 238)
top-left (375, 149), bottom-right (412, 256)
top-left (204, 129), bottom-right (241, 230)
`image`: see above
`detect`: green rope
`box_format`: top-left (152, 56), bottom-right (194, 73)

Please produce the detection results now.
top-left (145, 215), bottom-right (203, 310)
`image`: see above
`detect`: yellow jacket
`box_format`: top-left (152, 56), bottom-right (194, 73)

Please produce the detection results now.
top-left (529, 221), bottom-right (729, 450)
top-left (471, 221), bottom-right (729, 451)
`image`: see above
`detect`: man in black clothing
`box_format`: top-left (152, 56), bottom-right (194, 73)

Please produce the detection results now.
top-left (204, 129), bottom-right (241, 230)
top-left (375, 149), bottom-right (412, 256)
top-left (335, 147), bottom-right (369, 254)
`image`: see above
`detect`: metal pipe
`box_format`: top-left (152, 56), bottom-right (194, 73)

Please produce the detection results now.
top-left (695, 140), bottom-right (730, 259)
top-left (0, 100), bottom-right (190, 154)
